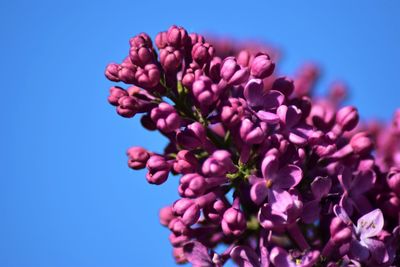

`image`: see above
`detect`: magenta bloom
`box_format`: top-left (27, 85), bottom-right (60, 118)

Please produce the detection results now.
top-left (334, 205), bottom-right (389, 264)
top-left (250, 150), bottom-right (302, 205)
top-left (338, 168), bottom-right (376, 216)
top-left (105, 25), bottom-right (400, 266)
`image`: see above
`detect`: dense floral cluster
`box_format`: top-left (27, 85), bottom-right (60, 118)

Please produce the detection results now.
top-left (105, 25), bottom-right (400, 266)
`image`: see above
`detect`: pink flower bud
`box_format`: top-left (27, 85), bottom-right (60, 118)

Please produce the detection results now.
top-left (146, 155), bottom-right (170, 185)
top-left (178, 173), bottom-right (206, 198)
top-left (250, 54), bottom-right (275, 79)
top-left (150, 103), bottom-right (181, 133)
top-left (173, 150), bottom-right (198, 174)
top-left (127, 146), bottom-right (150, 170)
top-left (221, 207), bottom-right (246, 236)
top-left (159, 46), bottom-right (183, 73)
top-left (336, 106), bottom-right (359, 132)
top-left (387, 168), bottom-right (400, 196)
top-left (105, 63), bottom-right (120, 82)
top-left (108, 86), bottom-right (128, 106)
top-left (159, 206), bottom-right (175, 226)
top-left (192, 42), bottom-right (215, 66)
top-left (167, 25), bottom-right (189, 48)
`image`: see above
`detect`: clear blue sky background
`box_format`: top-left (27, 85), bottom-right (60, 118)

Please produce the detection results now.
top-left (1, 0), bottom-right (399, 266)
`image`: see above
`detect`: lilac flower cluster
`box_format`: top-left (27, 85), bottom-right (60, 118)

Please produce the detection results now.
top-left (105, 26), bottom-right (400, 266)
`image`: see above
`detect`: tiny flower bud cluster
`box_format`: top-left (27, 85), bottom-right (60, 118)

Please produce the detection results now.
top-left (105, 25), bottom-right (400, 266)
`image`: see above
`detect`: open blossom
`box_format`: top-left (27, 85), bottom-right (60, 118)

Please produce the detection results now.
top-left (105, 25), bottom-right (400, 266)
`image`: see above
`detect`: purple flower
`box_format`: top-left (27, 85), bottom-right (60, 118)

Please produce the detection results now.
top-left (183, 241), bottom-right (221, 267)
top-left (277, 105), bottom-right (313, 145)
top-left (150, 102), bottom-right (181, 133)
top-left (334, 205), bottom-right (389, 264)
top-left (338, 168), bottom-right (376, 216)
top-left (301, 176), bottom-right (332, 223)
top-left (230, 245), bottom-right (263, 267)
top-left (250, 150), bottom-right (302, 205)
top-left (258, 190), bottom-right (303, 231)
top-left (272, 76), bottom-right (294, 97)
top-left (244, 79), bottom-right (284, 112)
top-left (269, 247), bottom-right (320, 267)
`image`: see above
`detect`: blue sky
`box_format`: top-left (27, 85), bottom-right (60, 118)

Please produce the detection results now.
top-left (1, 0), bottom-right (399, 266)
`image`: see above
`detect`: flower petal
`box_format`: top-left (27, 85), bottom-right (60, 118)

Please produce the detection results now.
top-left (257, 110), bottom-right (280, 124)
top-left (269, 247), bottom-right (294, 267)
top-left (263, 90), bottom-right (284, 110)
top-left (356, 208), bottom-right (384, 239)
top-left (244, 78), bottom-right (265, 107)
top-left (363, 238), bottom-right (389, 264)
top-left (183, 241), bottom-right (212, 266)
top-left (230, 245), bottom-right (261, 267)
top-left (311, 176), bottom-right (332, 200)
top-left (349, 239), bottom-right (370, 262)
top-left (274, 165), bottom-right (303, 189)
top-left (250, 181), bottom-right (269, 205)
top-left (350, 170), bottom-right (376, 196)
top-left (333, 204), bottom-right (352, 225)
top-left (261, 154), bottom-right (279, 180)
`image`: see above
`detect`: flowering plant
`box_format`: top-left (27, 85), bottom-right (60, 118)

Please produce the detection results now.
top-left (105, 25), bottom-right (400, 266)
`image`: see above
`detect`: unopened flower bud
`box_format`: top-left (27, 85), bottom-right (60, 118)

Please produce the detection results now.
top-left (173, 150), bottom-right (198, 174)
top-left (192, 42), bottom-right (214, 66)
top-left (159, 206), bottom-right (175, 226)
top-left (150, 103), bottom-right (181, 133)
top-left (108, 86), bottom-right (128, 106)
top-left (350, 132), bottom-right (374, 155)
top-left (146, 155), bottom-right (170, 185)
top-left (105, 63), bottom-right (121, 82)
top-left (135, 64), bottom-right (160, 89)
top-left (202, 150), bottom-right (236, 176)
top-left (167, 25), bottom-right (189, 48)
top-left (250, 54), bottom-right (275, 79)
top-left (336, 106), bottom-right (359, 132)
top-left (117, 96), bottom-right (137, 118)
top-left (159, 46), bottom-right (183, 73)
top-left (173, 198), bottom-right (200, 226)
top-left (127, 146), bottom-right (150, 170)
top-left (221, 207), bottom-right (246, 236)
top-left (387, 168), bottom-right (400, 196)
top-left (178, 173), bottom-right (206, 198)
top-left (176, 122), bottom-right (206, 149)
